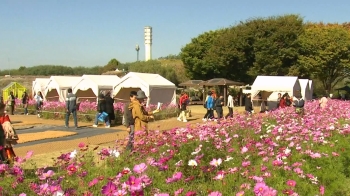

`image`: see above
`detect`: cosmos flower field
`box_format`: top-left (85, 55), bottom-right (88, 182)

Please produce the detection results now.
top-left (2, 100), bottom-right (350, 195)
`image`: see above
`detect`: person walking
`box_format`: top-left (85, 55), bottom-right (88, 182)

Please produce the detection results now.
top-left (92, 94), bottom-right (110, 128)
top-left (65, 88), bottom-right (78, 129)
top-left (203, 91), bottom-right (215, 121)
top-left (105, 92), bottom-right (115, 126)
top-left (225, 93), bottom-right (234, 118)
top-left (7, 92), bottom-right (15, 115)
top-left (177, 92), bottom-right (189, 122)
top-left (129, 90), bottom-right (158, 134)
top-left (123, 91), bottom-right (138, 151)
top-left (22, 91), bottom-right (29, 115)
top-left (245, 94), bottom-right (253, 114)
top-left (215, 95), bottom-right (224, 119)
top-left (34, 91), bottom-right (43, 117)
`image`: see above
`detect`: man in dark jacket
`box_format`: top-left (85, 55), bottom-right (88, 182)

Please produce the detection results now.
top-left (245, 94), bottom-right (253, 114)
top-left (93, 94), bottom-right (110, 128)
top-left (65, 88), bottom-right (78, 129)
top-left (215, 95), bottom-right (224, 119)
top-left (123, 91), bottom-right (137, 151)
top-left (104, 92), bottom-right (115, 126)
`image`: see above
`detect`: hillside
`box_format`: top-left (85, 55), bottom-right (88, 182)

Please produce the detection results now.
top-left (0, 75), bottom-right (50, 95)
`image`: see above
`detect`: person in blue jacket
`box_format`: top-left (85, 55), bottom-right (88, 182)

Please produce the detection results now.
top-left (202, 91), bottom-right (215, 121)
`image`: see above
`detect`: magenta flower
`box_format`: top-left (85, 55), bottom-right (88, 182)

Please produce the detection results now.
top-left (254, 182), bottom-right (268, 195)
top-left (38, 170), bottom-right (55, 180)
top-left (236, 191), bottom-right (244, 196)
top-left (126, 176), bottom-right (142, 192)
top-left (101, 181), bottom-right (117, 196)
top-left (88, 178), bottom-right (99, 187)
top-left (320, 185), bottom-right (325, 195)
top-left (166, 172), bottom-right (183, 183)
top-left (133, 163), bottom-right (147, 174)
top-left (286, 179), bottom-right (296, 187)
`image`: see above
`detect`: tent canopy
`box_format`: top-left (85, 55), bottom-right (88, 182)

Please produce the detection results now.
top-left (298, 79), bottom-right (311, 100)
top-left (251, 76), bottom-right (301, 93)
top-left (32, 78), bottom-right (50, 96)
top-left (113, 72), bottom-right (176, 105)
top-left (178, 80), bottom-right (204, 87)
top-left (44, 76), bottom-right (81, 102)
top-left (2, 82), bottom-right (26, 100)
top-left (200, 78), bottom-right (244, 86)
top-left (73, 75), bottom-right (120, 100)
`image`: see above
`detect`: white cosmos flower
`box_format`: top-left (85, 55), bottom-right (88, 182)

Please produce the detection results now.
top-left (188, 159), bottom-right (197, 166)
top-left (69, 149), bottom-right (77, 158)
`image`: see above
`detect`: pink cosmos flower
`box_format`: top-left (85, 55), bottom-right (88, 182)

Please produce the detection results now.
top-left (208, 191), bottom-right (222, 196)
top-left (254, 182), bottom-right (268, 195)
top-left (174, 188), bottom-right (184, 196)
top-left (241, 146), bottom-right (248, 154)
top-left (133, 163), bottom-right (147, 174)
top-left (286, 180), bottom-right (296, 187)
top-left (242, 161), bottom-right (251, 167)
top-left (126, 176), bottom-right (142, 192)
top-left (236, 191), bottom-right (244, 196)
top-left (88, 178), bottom-right (98, 187)
top-left (209, 158), bottom-right (222, 167)
top-left (320, 185), bottom-right (325, 195)
top-left (101, 181), bottom-right (117, 196)
top-left (38, 170), bottom-right (55, 180)
top-left (78, 142), bottom-right (86, 148)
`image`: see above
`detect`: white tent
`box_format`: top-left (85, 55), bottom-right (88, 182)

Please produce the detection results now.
top-left (44, 76), bottom-right (81, 102)
top-left (298, 79), bottom-right (311, 101)
top-left (72, 75), bottom-right (120, 102)
top-left (251, 76), bottom-right (301, 110)
top-left (32, 78), bottom-right (50, 97)
top-left (113, 72), bottom-right (176, 106)
top-left (308, 80), bottom-right (314, 100)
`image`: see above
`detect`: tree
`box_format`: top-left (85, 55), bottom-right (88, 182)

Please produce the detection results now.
top-left (101, 58), bottom-right (120, 73)
top-left (180, 29), bottom-right (226, 80)
top-left (298, 23), bottom-right (350, 93)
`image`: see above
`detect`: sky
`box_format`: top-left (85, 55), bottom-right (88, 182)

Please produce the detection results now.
top-left (0, 0), bottom-right (349, 69)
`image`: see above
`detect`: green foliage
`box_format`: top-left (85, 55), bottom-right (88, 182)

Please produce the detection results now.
top-left (125, 60), bottom-right (180, 85)
top-left (298, 23), bottom-right (350, 92)
top-left (100, 58), bottom-right (121, 73)
top-left (0, 65), bottom-right (101, 76)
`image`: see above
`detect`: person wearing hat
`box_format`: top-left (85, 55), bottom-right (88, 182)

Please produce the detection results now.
top-left (129, 90), bottom-right (159, 134)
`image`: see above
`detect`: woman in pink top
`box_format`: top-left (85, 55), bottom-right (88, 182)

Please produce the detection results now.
top-left (319, 95), bottom-right (328, 109)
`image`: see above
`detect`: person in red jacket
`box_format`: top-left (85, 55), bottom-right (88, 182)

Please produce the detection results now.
top-left (0, 103), bottom-right (17, 162)
top-left (177, 92), bottom-right (189, 122)
top-left (279, 95), bottom-right (287, 108)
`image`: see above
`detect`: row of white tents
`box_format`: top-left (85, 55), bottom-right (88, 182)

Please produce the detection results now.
top-left (32, 72), bottom-right (177, 106)
top-left (250, 76), bottom-right (314, 110)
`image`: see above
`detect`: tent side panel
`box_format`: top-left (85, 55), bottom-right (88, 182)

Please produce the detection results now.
top-left (149, 87), bottom-right (177, 106)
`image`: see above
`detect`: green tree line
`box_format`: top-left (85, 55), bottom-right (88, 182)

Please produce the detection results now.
top-left (181, 14), bottom-right (350, 92)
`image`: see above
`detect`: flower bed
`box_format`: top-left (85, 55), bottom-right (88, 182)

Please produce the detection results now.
top-left (13, 99), bottom-right (178, 123)
top-left (2, 100), bottom-right (350, 195)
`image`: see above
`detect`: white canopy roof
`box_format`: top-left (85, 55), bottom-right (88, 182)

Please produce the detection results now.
top-left (44, 76), bottom-right (81, 102)
top-left (251, 76), bottom-right (300, 92)
top-left (32, 78), bottom-right (50, 96)
top-left (113, 72), bottom-right (176, 105)
top-left (73, 75), bottom-right (120, 96)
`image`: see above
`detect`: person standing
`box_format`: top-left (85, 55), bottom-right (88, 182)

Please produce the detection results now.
top-left (245, 94), bottom-right (253, 114)
top-left (123, 91), bottom-right (137, 151)
top-left (7, 92), bottom-right (15, 115)
top-left (177, 92), bottom-right (188, 122)
top-left (104, 92), bottom-right (115, 126)
top-left (34, 91), bottom-right (43, 117)
top-left (92, 94), bottom-right (110, 128)
top-left (129, 90), bottom-right (158, 134)
top-left (65, 88), bottom-right (78, 129)
top-left (215, 95), bottom-right (224, 119)
top-left (276, 93), bottom-right (282, 108)
top-left (225, 93), bottom-right (234, 118)
top-left (22, 91), bottom-right (29, 115)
